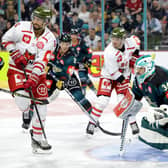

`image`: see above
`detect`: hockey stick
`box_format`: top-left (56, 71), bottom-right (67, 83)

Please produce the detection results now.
top-left (22, 67), bottom-right (48, 142)
top-left (47, 70), bottom-right (121, 136)
top-left (0, 88), bottom-right (49, 104)
top-left (64, 88), bottom-right (121, 136)
top-left (119, 115), bottom-right (129, 156)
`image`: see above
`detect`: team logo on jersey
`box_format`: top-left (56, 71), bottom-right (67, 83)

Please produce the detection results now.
top-left (60, 59), bottom-right (64, 65)
top-left (67, 65), bottom-right (75, 75)
top-left (148, 86), bottom-right (152, 93)
top-left (36, 41), bottom-right (44, 49)
top-left (76, 47), bottom-right (81, 51)
top-left (14, 74), bottom-right (25, 84)
top-left (37, 84), bottom-right (47, 96)
top-left (50, 53), bottom-right (55, 61)
top-left (67, 77), bottom-right (77, 87)
top-left (101, 79), bottom-right (111, 91)
top-left (22, 34), bottom-right (31, 44)
top-left (117, 55), bottom-right (122, 62)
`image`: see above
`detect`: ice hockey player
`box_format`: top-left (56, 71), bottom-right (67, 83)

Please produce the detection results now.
top-left (2, 6), bottom-right (56, 153)
top-left (46, 32), bottom-right (93, 115)
top-left (0, 57), bottom-right (4, 70)
top-left (86, 27), bottom-right (142, 135)
top-left (70, 27), bottom-right (97, 95)
top-left (132, 55), bottom-right (168, 149)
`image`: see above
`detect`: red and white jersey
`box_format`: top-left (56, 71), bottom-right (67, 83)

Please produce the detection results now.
top-left (101, 35), bottom-right (140, 80)
top-left (2, 21), bottom-right (56, 76)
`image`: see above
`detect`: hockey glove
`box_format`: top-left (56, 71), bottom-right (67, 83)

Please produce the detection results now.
top-left (56, 80), bottom-right (65, 90)
top-left (84, 59), bottom-right (92, 68)
top-left (10, 49), bottom-right (28, 69)
top-left (0, 57), bottom-right (4, 70)
top-left (24, 73), bottom-right (40, 91)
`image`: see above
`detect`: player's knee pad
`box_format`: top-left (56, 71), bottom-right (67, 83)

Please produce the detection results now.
top-left (94, 95), bottom-right (110, 111)
top-left (14, 90), bottom-right (31, 112)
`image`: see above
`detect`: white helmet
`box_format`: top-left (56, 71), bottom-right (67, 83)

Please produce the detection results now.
top-left (135, 55), bottom-right (155, 84)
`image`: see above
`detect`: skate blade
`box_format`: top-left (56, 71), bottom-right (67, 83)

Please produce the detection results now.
top-left (32, 148), bottom-right (52, 154)
top-left (86, 132), bottom-right (94, 139)
top-left (119, 150), bottom-right (125, 157)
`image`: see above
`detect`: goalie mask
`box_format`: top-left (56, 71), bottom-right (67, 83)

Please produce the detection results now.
top-left (135, 55), bottom-right (155, 84)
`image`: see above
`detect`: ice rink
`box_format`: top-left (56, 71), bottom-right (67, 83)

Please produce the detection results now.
top-left (0, 90), bottom-right (168, 168)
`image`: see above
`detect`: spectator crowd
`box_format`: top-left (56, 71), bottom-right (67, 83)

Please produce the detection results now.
top-left (0, 0), bottom-right (168, 50)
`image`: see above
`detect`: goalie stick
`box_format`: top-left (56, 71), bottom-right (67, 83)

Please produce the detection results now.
top-left (64, 88), bottom-right (121, 136)
top-left (119, 115), bottom-right (129, 156)
top-left (0, 88), bottom-right (49, 104)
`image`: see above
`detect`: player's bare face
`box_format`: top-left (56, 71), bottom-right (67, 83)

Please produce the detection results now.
top-left (60, 42), bottom-right (71, 53)
top-left (32, 16), bottom-right (44, 31)
top-left (136, 67), bottom-right (146, 75)
top-left (71, 34), bottom-right (78, 41)
top-left (112, 37), bottom-right (122, 49)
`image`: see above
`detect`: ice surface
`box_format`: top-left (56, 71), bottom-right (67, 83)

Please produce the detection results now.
top-left (0, 91), bottom-right (168, 168)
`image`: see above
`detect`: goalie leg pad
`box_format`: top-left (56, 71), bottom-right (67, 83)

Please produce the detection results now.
top-left (113, 89), bottom-right (142, 119)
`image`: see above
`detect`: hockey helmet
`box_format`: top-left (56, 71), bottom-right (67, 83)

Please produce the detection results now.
top-left (135, 55), bottom-right (155, 84)
top-left (70, 27), bottom-right (79, 34)
top-left (59, 32), bottom-right (71, 43)
top-left (111, 27), bottom-right (126, 39)
top-left (32, 6), bottom-right (52, 21)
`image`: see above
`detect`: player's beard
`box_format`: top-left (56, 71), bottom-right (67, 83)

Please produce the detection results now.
top-left (33, 24), bottom-right (43, 31)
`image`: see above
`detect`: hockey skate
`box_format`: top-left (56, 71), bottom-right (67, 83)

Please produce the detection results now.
top-left (22, 113), bottom-right (31, 132)
top-left (86, 121), bottom-right (96, 135)
top-left (130, 121), bottom-right (140, 135)
top-left (30, 129), bottom-right (52, 154)
top-left (22, 104), bottom-right (33, 131)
